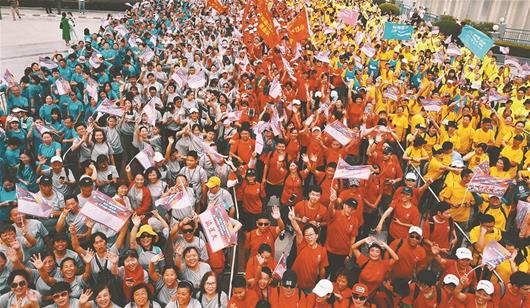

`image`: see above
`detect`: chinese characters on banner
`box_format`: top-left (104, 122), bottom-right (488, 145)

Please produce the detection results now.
top-left (199, 205), bottom-right (237, 252)
top-left (458, 25), bottom-right (494, 59)
top-left (256, 0), bottom-right (280, 48)
top-left (383, 22), bottom-right (414, 41)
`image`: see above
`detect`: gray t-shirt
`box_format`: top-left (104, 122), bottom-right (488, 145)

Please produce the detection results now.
top-left (164, 298), bottom-right (202, 308)
top-left (45, 298), bottom-right (80, 308)
top-left (196, 291), bottom-right (228, 308)
top-left (174, 235), bottom-right (208, 262)
top-left (179, 262), bottom-right (211, 289)
top-left (91, 142), bottom-right (114, 162)
top-left (14, 219), bottom-right (48, 257)
top-left (179, 166), bottom-right (207, 202)
top-left (154, 279), bottom-right (177, 306)
top-left (103, 126), bottom-right (123, 154)
top-left (42, 167), bottom-right (76, 197)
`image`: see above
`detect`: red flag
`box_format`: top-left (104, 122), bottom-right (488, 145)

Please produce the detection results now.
top-left (256, 0), bottom-right (281, 48)
top-left (287, 7), bottom-right (311, 43)
top-left (207, 0), bottom-right (227, 14)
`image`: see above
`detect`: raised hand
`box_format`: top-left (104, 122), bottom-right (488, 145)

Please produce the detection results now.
top-left (175, 244), bottom-right (184, 257)
top-left (30, 253), bottom-right (44, 270)
top-left (106, 251), bottom-right (119, 264)
top-left (256, 254), bottom-right (265, 265)
top-left (5, 247), bottom-right (19, 263)
top-left (271, 205), bottom-right (281, 220)
top-left (150, 253), bottom-right (165, 264)
top-left (79, 289), bottom-right (93, 304)
top-left (27, 289), bottom-right (40, 303)
top-left (131, 213), bottom-right (143, 226)
top-left (82, 249), bottom-right (95, 264)
top-left (287, 206), bottom-right (296, 221)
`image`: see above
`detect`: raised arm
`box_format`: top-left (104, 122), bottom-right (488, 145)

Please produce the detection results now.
top-left (288, 207), bottom-right (303, 244)
top-left (375, 206), bottom-right (395, 233)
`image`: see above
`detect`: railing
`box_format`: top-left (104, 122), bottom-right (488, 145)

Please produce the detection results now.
top-left (500, 28), bottom-right (530, 45)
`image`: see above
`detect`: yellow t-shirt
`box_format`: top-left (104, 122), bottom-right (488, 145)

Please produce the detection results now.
top-left (456, 125), bottom-right (475, 154)
top-left (469, 226), bottom-right (502, 253)
top-left (440, 181), bottom-right (475, 222)
top-left (425, 156), bottom-right (446, 182)
top-left (480, 202), bottom-right (510, 231)
top-left (473, 128), bottom-right (495, 146)
top-left (466, 152), bottom-right (489, 170)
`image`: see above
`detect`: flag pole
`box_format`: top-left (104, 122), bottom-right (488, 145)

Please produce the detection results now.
top-left (228, 185), bottom-right (239, 298)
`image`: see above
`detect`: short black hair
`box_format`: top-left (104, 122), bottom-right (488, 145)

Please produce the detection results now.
top-left (51, 281), bottom-right (71, 295)
top-left (416, 269), bottom-right (437, 286)
top-left (232, 275), bottom-right (247, 289)
top-left (480, 214), bottom-right (495, 224)
top-left (258, 243), bottom-right (272, 254)
top-left (510, 271), bottom-right (530, 287)
top-left (308, 185), bottom-right (322, 194)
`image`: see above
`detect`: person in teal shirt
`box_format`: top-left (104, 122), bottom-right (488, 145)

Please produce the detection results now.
top-left (39, 95), bottom-right (60, 124)
top-left (4, 138), bottom-right (21, 168)
top-left (5, 118), bottom-right (27, 148)
top-left (60, 116), bottom-right (78, 153)
top-left (38, 131), bottom-right (62, 162)
top-left (17, 151), bottom-right (39, 192)
top-left (50, 109), bottom-right (65, 132)
top-left (0, 177), bottom-right (17, 222)
top-left (27, 75), bottom-right (45, 112)
top-left (6, 85), bottom-right (30, 112)
top-left (66, 92), bottom-right (84, 123)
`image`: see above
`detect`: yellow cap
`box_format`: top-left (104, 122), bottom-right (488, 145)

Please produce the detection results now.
top-left (206, 176), bottom-right (221, 188)
top-left (137, 225), bottom-right (157, 238)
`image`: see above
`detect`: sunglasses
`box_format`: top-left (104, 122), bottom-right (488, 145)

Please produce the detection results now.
top-left (257, 222), bottom-right (270, 227)
top-left (352, 294), bottom-right (367, 301)
top-left (11, 281), bottom-right (27, 289)
top-left (409, 234), bottom-right (422, 240)
top-left (53, 291), bottom-right (69, 299)
top-left (182, 229), bottom-right (194, 234)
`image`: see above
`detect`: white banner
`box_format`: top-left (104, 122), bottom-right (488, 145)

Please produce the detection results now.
top-left (333, 159), bottom-right (372, 180)
top-left (324, 120), bottom-right (354, 146)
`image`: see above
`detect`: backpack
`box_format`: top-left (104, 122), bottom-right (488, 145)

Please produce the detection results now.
top-left (428, 216), bottom-right (455, 244)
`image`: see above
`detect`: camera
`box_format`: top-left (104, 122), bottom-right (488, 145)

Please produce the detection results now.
top-left (288, 194), bottom-right (297, 204)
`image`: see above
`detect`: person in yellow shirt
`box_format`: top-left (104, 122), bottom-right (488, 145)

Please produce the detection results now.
top-left (469, 214), bottom-right (502, 253)
top-left (403, 137), bottom-right (429, 169)
top-left (439, 169), bottom-right (475, 227)
top-left (389, 105), bottom-right (409, 142)
top-left (490, 157), bottom-right (512, 179)
top-left (479, 195), bottom-right (510, 231)
top-left (463, 143), bottom-right (489, 170)
top-left (502, 121), bottom-right (527, 148)
top-left (457, 114), bottom-right (476, 155)
top-left (440, 121), bottom-right (461, 152)
top-left (494, 238), bottom-right (530, 284)
top-left (499, 134), bottom-right (524, 177)
top-left (473, 118), bottom-right (495, 150)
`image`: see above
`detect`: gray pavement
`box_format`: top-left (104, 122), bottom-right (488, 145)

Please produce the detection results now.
top-left (0, 8), bottom-right (116, 78)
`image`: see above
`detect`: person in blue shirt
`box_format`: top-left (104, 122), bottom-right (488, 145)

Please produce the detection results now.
top-left (0, 177), bottom-right (17, 222)
top-left (57, 59), bottom-right (73, 80)
top-left (39, 95), bottom-right (60, 124)
top-left (16, 150), bottom-right (39, 192)
top-left (60, 116), bottom-right (78, 153)
top-left (27, 75), bottom-right (45, 113)
top-left (38, 131), bottom-right (62, 162)
top-left (368, 57), bottom-right (380, 78)
top-left (50, 109), bottom-right (65, 132)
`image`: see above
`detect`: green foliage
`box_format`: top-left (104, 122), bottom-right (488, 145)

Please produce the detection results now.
top-left (379, 3), bottom-right (400, 16)
top-left (439, 15), bottom-right (456, 22)
top-left (462, 19), bottom-right (494, 36)
top-left (374, 0), bottom-right (396, 4)
top-left (494, 40), bottom-right (530, 58)
top-left (433, 19), bottom-right (460, 37)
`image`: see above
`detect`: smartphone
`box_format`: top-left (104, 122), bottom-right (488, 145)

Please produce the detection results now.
top-left (248, 108), bottom-right (255, 118)
top-left (107, 174), bottom-right (113, 180)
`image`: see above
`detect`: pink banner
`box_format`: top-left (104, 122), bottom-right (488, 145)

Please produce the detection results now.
top-left (16, 185), bottom-right (53, 218)
top-left (155, 189), bottom-right (192, 211)
top-left (324, 120), bottom-right (354, 146)
top-left (199, 205), bottom-right (237, 252)
top-left (333, 159), bottom-right (372, 180)
top-left (97, 99), bottom-right (125, 117)
top-left (80, 191), bottom-right (132, 232)
top-left (467, 175), bottom-right (512, 197)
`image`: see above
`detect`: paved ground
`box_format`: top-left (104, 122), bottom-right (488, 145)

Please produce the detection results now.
top-left (0, 8), bottom-right (117, 78)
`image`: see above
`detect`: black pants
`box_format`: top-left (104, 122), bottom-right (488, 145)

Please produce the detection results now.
top-left (262, 183), bottom-right (283, 211)
top-left (326, 251), bottom-right (347, 279)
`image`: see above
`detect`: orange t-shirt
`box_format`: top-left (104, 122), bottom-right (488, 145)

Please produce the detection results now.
top-left (305, 293), bottom-right (333, 308)
top-left (362, 175), bottom-right (383, 207)
top-left (227, 289), bottom-right (259, 308)
top-left (495, 284), bottom-right (530, 308)
top-left (338, 188), bottom-right (365, 226)
top-left (268, 287), bottom-right (307, 308)
top-left (285, 135), bottom-right (301, 159)
top-left (378, 156), bottom-right (403, 195)
top-left (241, 181), bottom-right (262, 214)
top-left (291, 241), bottom-right (329, 289)
top-left (388, 201), bottom-right (420, 240)
top-left (402, 283), bottom-right (449, 307)
top-left (347, 102), bottom-right (365, 127)
top-left (245, 255), bottom-right (277, 283)
top-left (440, 260), bottom-right (477, 290)
top-left (325, 211), bottom-right (358, 255)
top-left (457, 293), bottom-right (494, 308)
top-left (357, 254), bottom-right (392, 294)
top-left (245, 228), bottom-right (280, 257)
top-left (333, 282), bottom-right (353, 308)
top-left (262, 151), bottom-right (288, 185)
top-left (388, 239), bottom-right (427, 279)
top-left (421, 217), bottom-right (452, 250)
top-left (206, 243), bottom-right (225, 274)
top-left (230, 138), bottom-right (255, 164)
top-left (314, 173), bottom-right (341, 207)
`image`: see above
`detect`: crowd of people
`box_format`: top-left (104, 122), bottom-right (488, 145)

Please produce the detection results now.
top-left (0, 0), bottom-right (529, 307)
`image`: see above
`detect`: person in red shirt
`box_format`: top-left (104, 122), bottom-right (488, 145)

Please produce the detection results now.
top-left (337, 179), bottom-right (365, 226)
top-left (289, 208), bottom-right (329, 291)
top-left (388, 226), bottom-right (427, 280)
top-left (332, 269), bottom-right (353, 308)
top-left (350, 282), bottom-right (377, 308)
top-left (293, 185), bottom-right (328, 229)
top-left (255, 267), bottom-right (273, 302)
top-left (440, 274), bottom-right (462, 308)
top-left (308, 162), bottom-right (340, 207)
top-left (371, 277), bottom-right (411, 308)
top-left (268, 270), bottom-right (307, 308)
top-left (245, 243), bottom-right (276, 288)
top-left (305, 279), bottom-right (335, 308)
top-left (375, 146), bottom-right (403, 206)
top-left (325, 196), bottom-right (359, 278)
top-left (230, 125), bottom-right (255, 164)
top-left (351, 237), bottom-right (399, 294)
top-left (394, 172), bottom-right (431, 208)
top-left (376, 187), bottom-right (420, 243)
top-left (454, 279), bottom-right (496, 308)
top-left (496, 271), bottom-right (530, 307)
top-left (402, 269), bottom-right (448, 307)
top-left (228, 275), bottom-right (259, 308)
top-left (422, 201), bottom-right (457, 256)
top-left (244, 211), bottom-right (285, 258)
top-left (431, 247), bottom-right (477, 291)
top-left (280, 160), bottom-right (309, 207)
top-left (360, 165), bottom-right (384, 237)
top-left (240, 168), bottom-right (263, 230)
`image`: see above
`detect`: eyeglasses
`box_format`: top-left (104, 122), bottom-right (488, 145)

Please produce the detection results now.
top-left (409, 234), bottom-right (422, 240)
top-left (257, 222), bottom-right (270, 227)
top-left (352, 294), bottom-right (367, 301)
top-left (182, 229), bottom-right (194, 234)
top-left (304, 233), bottom-right (317, 237)
top-left (10, 281), bottom-right (27, 289)
top-left (53, 291), bottom-right (69, 299)
top-left (140, 233), bottom-right (152, 238)
top-left (405, 179), bottom-right (416, 182)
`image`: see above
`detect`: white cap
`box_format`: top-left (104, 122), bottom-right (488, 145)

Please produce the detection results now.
top-left (9, 117), bottom-right (20, 123)
top-left (314, 91), bottom-right (322, 98)
top-left (443, 274), bottom-right (459, 285)
top-left (312, 279), bottom-right (333, 297)
top-left (476, 280), bottom-right (494, 295)
top-left (154, 152), bottom-right (164, 163)
top-left (311, 126), bottom-right (322, 132)
top-left (11, 107), bottom-right (26, 113)
top-left (292, 99), bottom-right (301, 105)
top-left (455, 247), bottom-right (472, 260)
top-left (405, 172), bottom-right (417, 181)
top-left (408, 226), bottom-right (423, 236)
top-left (189, 107), bottom-right (199, 113)
top-left (330, 90), bottom-right (338, 98)
top-left (451, 160), bottom-right (465, 168)
top-left (51, 156), bottom-right (63, 164)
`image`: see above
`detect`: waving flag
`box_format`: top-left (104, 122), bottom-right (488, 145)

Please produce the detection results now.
top-left (516, 200), bottom-right (530, 237)
top-left (459, 25), bottom-right (494, 59)
top-left (141, 100), bottom-right (157, 126)
top-left (420, 98), bottom-right (442, 112)
top-left (199, 205), bottom-right (237, 252)
top-left (334, 159), bottom-right (372, 180)
top-left (482, 241), bottom-right (511, 267)
top-left (446, 43), bottom-right (462, 56)
top-left (468, 175), bottom-right (512, 197)
top-left (361, 45), bottom-right (376, 58)
top-left (287, 7), bottom-right (311, 43)
top-left (488, 88), bottom-right (507, 102)
top-left (187, 70), bottom-right (206, 89)
top-left (272, 253), bottom-right (288, 279)
top-left (80, 191), bottom-right (132, 232)
top-left (324, 120), bottom-right (355, 146)
top-left (383, 22), bottom-right (414, 41)
top-left (155, 189), bottom-right (192, 211)
top-left (472, 160), bottom-right (490, 176)
top-left (192, 135), bottom-right (226, 163)
top-left (268, 78), bottom-right (282, 98)
top-left (338, 8), bottom-right (359, 27)
top-left (3, 69), bottom-right (16, 86)
top-left (207, 0), bottom-right (227, 13)
top-left (133, 144), bottom-right (155, 169)
top-left (96, 99), bottom-right (125, 117)
top-left (16, 185), bottom-right (53, 218)
top-left (55, 77), bottom-right (71, 95)
top-left (39, 57), bottom-right (58, 70)
top-left (256, 0), bottom-right (280, 48)
top-left (86, 78), bottom-right (99, 99)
